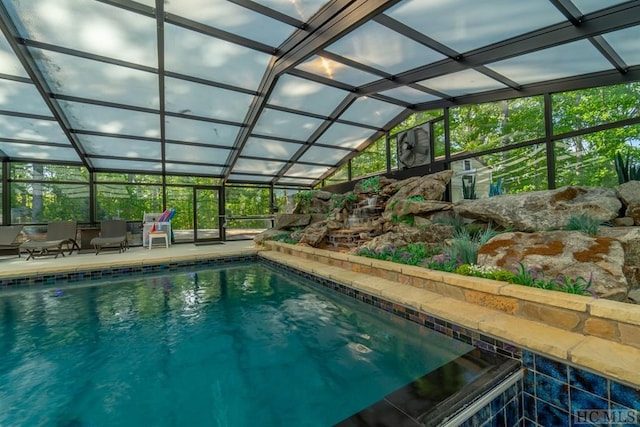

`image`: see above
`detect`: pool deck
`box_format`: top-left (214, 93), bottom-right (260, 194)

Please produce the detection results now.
top-left (0, 240), bottom-right (259, 279)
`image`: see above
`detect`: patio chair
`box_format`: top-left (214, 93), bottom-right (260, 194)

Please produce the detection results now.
top-left (19, 220), bottom-right (79, 260)
top-left (0, 225), bottom-right (25, 257)
top-left (90, 220), bottom-right (128, 255)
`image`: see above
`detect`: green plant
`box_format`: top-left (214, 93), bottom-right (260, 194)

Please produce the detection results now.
top-left (269, 233), bottom-right (299, 244)
top-left (509, 262), bottom-right (546, 287)
top-left (294, 190), bottom-right (316, 212)
top-left (401, 195), bottom-right (425, 215)
top-left (565, 213), bottom-right (601, 235)
top-left (489, 178), bottom-right (504, 197)
top-left (614, 151), bottom-right (640, 184)
top-left (360, 176), bottom-right (381, 194)
top-left (462, 175), bottom-right (477, 199)
top-left (330, 192), bottom-right (357, 210)
top-left (432, 213), bottom-right (467, 234)
top-left (391, 213), bottom-right (415, 226)
top-left (552, 273), bottom-right (595, 296)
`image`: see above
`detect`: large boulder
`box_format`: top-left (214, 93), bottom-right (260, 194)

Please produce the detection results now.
top-left (383, 200), bottom-right (453, 220)
top-left (616, 180), bottom-right (640, 225)
top-left (383, 170), bottom-right (454, 220)
top-left (478, 231), bottom-right (628, 300)
top-left (454, 186), bottom-right (622, 232)
top-left (357, 223), bottom-right (455, 253)
top-left (274, 214), bottom-right (311, 230)
top-left (253, 229), bottom-right (290, 245)
top-left (296, 219), bottom-right (344, 247)
top-left (598, 226), bottom-right (640, 289)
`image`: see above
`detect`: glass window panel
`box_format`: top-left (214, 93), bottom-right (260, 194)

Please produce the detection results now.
top-left (339, 97), bottom-right (404, 127)
top-left (295, 55), bottom-right (381, 87)
top-left (225, 186), bottom-right (270, 216)
top-left (78, 135), bottom-right (161, 159)
top-left (325, 21), bottom-right (446, 75)
top-left (417, 69), bottom-right (506, 97)
top-left (0, 35), bottom-right (28, 77)
top-left (273, 187), bottom-right (299, 214)
top-left (233, 158), bottom-right (285, 174)
top-left (323, 164), bottom-right (348, 187)
top-left (0, 114), bottom-right (69, 144)
top-left (269, 74), bottom-right (348, 116)
top-left (30, 48), bottom-right (159, 109)
top-left (252, 109), bottom-right (324, 140)
top-left (165, 176), bottom-right (219, 185)
top-left (298, 145), bottom-right (351, 165)
top-left (552, 83), bottom-right (640, 135)
top-left (0, 143), bottom-right (78, 162)
top-left (486, 40), bottom-right (613, 85)
top-left (241, 137), bottom-right (302, 160)
top-left (385, 0), bottom-right (564, 53)
top-left (165, 186), bottom-right (195, 242)
top-left (433, 120), bottom-right (445, 160)
top-left (11, 182), bottom-right (89, 223)
top-left (165, 0), bottom-right (294, 47)
top-left (450, 97), bottom-right (545, 154)
top-left (573, 0), bottom-right (628, 14)
top-left (10, 163), bottom-right (87, 182)
top-left (284, 163), bottom-right (330, 178)
top-left (378, 86), bottom-right (440, 104)
top-left (91, 158), bottom-right (162, 172)
top-left (165, 116), bottom-right (240, 147)
top-left (315, 123), bottom-right (374, 149)
top-left (94, 173), bottom-right (162, 184)
top-left (96, 183), bottom-right (162, 221)
top-left (5, 0), bottom-right (158, 66)
top-left (257, 0), bottom-right (324, 21)
top-left (351, 137), bottom-right (387, 178)
top-left (553, 126), bottom-right (637, 189)
top-left (165, 143), bottom-right (231, 164)
top-left (164, 24), bottom-right (272, 91)
top-left (165, 163), bottom-right (223, 176)
top-left (59, 101), bottom-right (160, 138)
top-left (0, 80), bottom-right (51, 116)
top-left (164, 77), bottom-right (255, 121)
top-left (603, 27), bottom-right (640, 67)
top-left (227, 174), bottom-right (273, 183)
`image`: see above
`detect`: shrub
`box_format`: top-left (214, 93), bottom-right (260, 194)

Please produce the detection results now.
top-left (360, 176), bottom-right (381, 193)
top-left (565, 213), bottom-right (601, 236)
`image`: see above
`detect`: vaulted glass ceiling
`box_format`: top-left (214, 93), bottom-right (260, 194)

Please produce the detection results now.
top-left (0, 0), bottom-right (639, 187)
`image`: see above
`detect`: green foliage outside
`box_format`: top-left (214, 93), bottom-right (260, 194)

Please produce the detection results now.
top-left (614, 151), bottom-right (640, 184)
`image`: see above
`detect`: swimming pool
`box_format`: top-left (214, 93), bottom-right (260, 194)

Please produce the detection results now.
top-left (1, 262), bottom-right (482, 426)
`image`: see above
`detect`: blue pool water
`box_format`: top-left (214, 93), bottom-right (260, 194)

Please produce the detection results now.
top-left (0, 262), bottom-right (474, 426)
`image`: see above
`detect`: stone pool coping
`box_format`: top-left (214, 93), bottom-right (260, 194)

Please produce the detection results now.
top-left (261, 241), bottom-right (640, 388)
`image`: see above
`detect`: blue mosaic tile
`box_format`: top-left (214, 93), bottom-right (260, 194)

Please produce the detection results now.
top-left (490, 392), bottom-right (505, 416)
top-left (610, 381), bottom-right (640, 411)
top-left (536, 399), bottom-right (569, 426)
top-left (569, 367), bottom-right (608, 399)
top-left (534, 354), bottom-right (567, 382)
top-left (570, 387), bottom-right (609, 414)
top-left (535, 374), bottom-right (569, 411)
top-left (505, 396), bottom-right (520, 426)
top-left (523, 392), bottom-right (536, 421)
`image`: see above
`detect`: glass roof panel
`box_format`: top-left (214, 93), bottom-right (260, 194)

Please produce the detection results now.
top-left (485, 40), bottom-right (614, 86)
top-left (233, 158), bottom-right (286, 174)
top-left (255, 0), bottom-right (325, 21)
top-left (573, 0), bottom-right (629, 14)
top-left (241, 137), bottom-right (302, 160)
top-left (276, 176), bottom-right (315, 185)
top-left (164, 76), bottom-right (255, 121)
top-left (58, 101), bottom-right (160, 138)
top-left (78, 135), bottom-right (161, 159)
top-left (0, 35), bottom-right (28, 77)
top-left (0, 79), bottom-right (52, 116)
top-left (165, 0), bottom-right (294, 47)
top-left (338, 97), bottom-right (404, 127)
top-left (30, 48), bottom-right (159, 109)
top-left (0, 142), bottom-right (77, 161)
top-left (325, 21), bottom-right (446, 75)
top-left (315, 123), bottom-right (373, 149)
top-left (0, 114), bottom-right (69, 144)
top-left (164, 23), bottom-right (272, 91)
top-left (91, 158), bottom-right (161, 172)
top-left (252, 109), bottom-right (324, 140)
top-left (164, 116), bottom-right (240, 147)
top-left (378, 86), bottom-right (441, 104)
top-left (385, 0), bottom-right (564, 54)
top-left (165, 143), bottom-right (231, 164)
top-left (283, 163), bottom-right (330, 178)
top-left (295, 55), bottom-right (381, 86)
top-left (228, 174), bottom-right (273, 183)
top-left (4, 0), bottom-right (158, 67)
top-left (603, 27), bottom-right (640, 66)
top-left (298, 146), bottom-right (350, 165)
top-left (166, 163), bottom-right (223, 176)
top-left (268, 74), bottom-right (348, 116)
top-left (417, 69), bottom-right (507, 97)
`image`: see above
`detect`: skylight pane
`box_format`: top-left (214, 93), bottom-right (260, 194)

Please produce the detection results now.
top-left (166, 163), bottom-right (223, 175)
top-left (256, 0), bottom-right (325, 21)
top-left (164, 24), bottom-right (272, 91)
top-left (295, 55), bottom-right (381, 86)
top-left (164, 77), bottom-right (255, 122)
top-left (378, 86), bottom-right (440, 104)
top-left (165, 117), bottom-right (240, 147)
top-left (78, 135), bottom-right (161, 159)
top-left (165, 143), bottom-right (231, 164)
top-left (241, 137), bottom-right (302, 160)
top-left (0, 115), bottom-right (69, 144)
top-left (0, 80), bottom-right (52, 116)
top-left (0, 34), bottom-right (28, 77)
top-left (91, 158), bottom-right (162, 172)
top-left (338, 97), bottom-right (404, 127)
top-left (4, 0), bottom-right (158, 66)
top-left (603, 27), bottom-right (640, 66)
top-left (30, 48), bottom-right (159, 109)
top-left (417, 69), bottom-right (507, 97)
top-left (325, 21), bottom-right (446, 75)
top-left (59, 101), bottom-right (160, 138)
top-left (0, 142), bottom-right (78, 161)
top-left (284, 163), bottom-right (330, 178)
top-left (165, 0), bottom-right (294, 47)
top-left (486, 40), bottom-right (613, 85)
top-left (573, 0), bottom-right (628, 14)
top-left (385, 0), bottom-right (565, 53)
top-left (252, 109), bottom-right (324, 140)
top-left (228, 174), bottom-right (273, 183)
top-left (298, 146), bottom-right (351, 165)
top-left (315, 123), bottom-right (374, 149)
top-left (269, 74), bottom-right (348, 116)
top-left (276, 176), bottom-right (316, 185)
top-left (233, 158), bottom-right (286, 174)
